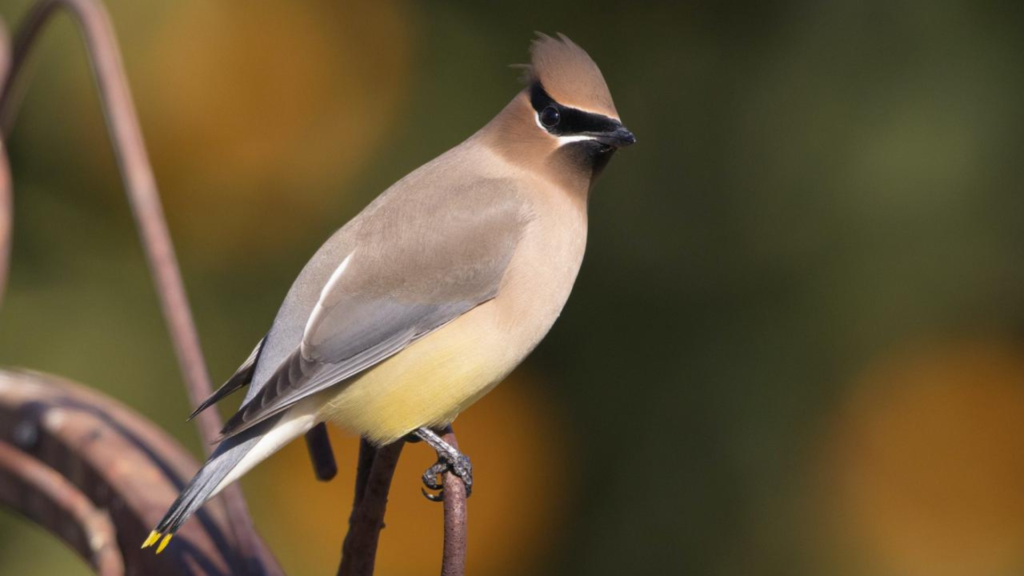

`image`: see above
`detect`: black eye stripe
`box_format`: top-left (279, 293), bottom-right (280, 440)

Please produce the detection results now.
top-left (528, 82), bottom-right (557, 113)
top-left (529, 82), bottom-right (619, 137)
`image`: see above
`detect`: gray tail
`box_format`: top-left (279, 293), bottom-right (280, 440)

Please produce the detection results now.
top-left (152, 418), bottom-right (275, 536)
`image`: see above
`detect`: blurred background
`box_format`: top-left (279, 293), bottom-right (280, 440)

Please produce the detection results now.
top-left (1, 0), bottom-right (1023, 575)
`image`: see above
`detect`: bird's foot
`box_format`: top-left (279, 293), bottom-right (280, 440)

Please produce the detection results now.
top-left (413, 427), bottom-right (473, 501)
top-left (420, 451), bottom-right (473, 501)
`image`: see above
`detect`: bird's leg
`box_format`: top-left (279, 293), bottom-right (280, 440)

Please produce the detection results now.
top-left (413, 426), bottom-right (472, 501)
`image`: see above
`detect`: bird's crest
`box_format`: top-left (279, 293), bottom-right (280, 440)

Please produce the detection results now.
top-left (517, 32), bottom-right (617, 119)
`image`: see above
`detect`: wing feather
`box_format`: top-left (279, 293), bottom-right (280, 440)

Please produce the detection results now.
top-left (188, 336), bottom-right (266, 421)
top-left (218, 178), bottom-right (527, 439)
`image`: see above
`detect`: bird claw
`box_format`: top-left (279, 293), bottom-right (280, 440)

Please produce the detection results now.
top-left (420, 453), bottom-right (473, 501)
top-left (422, 460), bottom-right (447, 491)
top-left (421, 487), bottom-right (445, 502)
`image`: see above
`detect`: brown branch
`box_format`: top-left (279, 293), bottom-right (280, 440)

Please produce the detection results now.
top-left (337, 429), bottom-right (469, 576)
top-left (440, 429), bottom-right (468, 576)
top-left (0, 0), bottom-right (269, 567)
top-left (0, 0), bottom-right (221, 451)
top-left (0, 129), bottom-right (9, 310)
top-left (0, 20), bottom-right (11, 308)
top-left (0, 2), bottom-right (471, 574)
top-left (304, 423), bottom-right (338, 482)
top-left (0, 441), bottom-right (124, 576)
top-left (338, 440), bottom-right (404, 576)
top-left (0, 369), bottom-right (283, 575)
top-left (352, 438), bottom-right (377, 509)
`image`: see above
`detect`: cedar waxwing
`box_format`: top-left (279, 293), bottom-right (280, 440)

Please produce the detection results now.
top-left (144, 32), bottom-right (634, 553)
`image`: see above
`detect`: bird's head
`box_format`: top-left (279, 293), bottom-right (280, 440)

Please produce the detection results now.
top-left (485, 33), bottom-right (635, 191)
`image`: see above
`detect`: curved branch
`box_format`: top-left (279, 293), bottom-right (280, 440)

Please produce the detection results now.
top-left (0, 0), bottom-right (268, 567)
top-left (0, 3), bottom-right (470, 575)
top-left (0, 0), bottom-right (220, 451)
top-left (0, 369), bottom-right (283, 575)
top-left (0, 441), bottom-right (124, 576)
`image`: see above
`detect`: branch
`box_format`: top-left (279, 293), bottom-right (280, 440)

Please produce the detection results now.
top-left (338, 440), bottom-right (404, 576)
top-left (305, 423), bottom-right (339, 482)
top-left (0, 441), bottom-right (124, 576)
top-left (0, 20), bottom-right (11, 307)
top-left (0, 2), bottom-right (471, 574)
top-left (0, 369), bottom-right (282, 575)
top-left (337, 430), bottom-right (469, 576)
top-left (440, 430), bottom-right (468, 576)
top-left (0, 0), bottom-right (269, 567)
top-left (0, 0), bottom-right (220, 451)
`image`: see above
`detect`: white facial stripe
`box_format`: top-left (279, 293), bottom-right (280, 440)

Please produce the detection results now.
top-left (557, 135), bottom-right (597, 145)
top-left (533, 112), bottom-right (547, 132)
top-left (534, 112), bottom-right (598, 147)
top-left (302, 251), bottom-right (354, 355)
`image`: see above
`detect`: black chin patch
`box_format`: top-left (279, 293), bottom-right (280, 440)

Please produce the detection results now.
top-left (556, 139), bottom-right (617, 179)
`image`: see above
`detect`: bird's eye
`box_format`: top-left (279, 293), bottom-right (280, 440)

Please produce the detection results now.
top-left (539, 106), bottom-right (560, 128)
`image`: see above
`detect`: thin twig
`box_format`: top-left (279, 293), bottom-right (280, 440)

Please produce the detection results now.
top-left (305, 423), bottom-right (338, 482)
top-left (0, 0), bottom-right (220, 448)
top-left (0, 0), bottom-right (268, 570)
top-left (338, 440), bottom-right (405, 576)
top-left (0, 20), bottom-right (12, 307)
top-left (0, 134), bottom-right (10, 311)
top-left (440, 429), bottom-right (468, 576)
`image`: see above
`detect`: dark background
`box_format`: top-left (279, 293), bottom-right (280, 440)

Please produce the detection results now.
top-left (1, 1), bottom-right (1023, 575)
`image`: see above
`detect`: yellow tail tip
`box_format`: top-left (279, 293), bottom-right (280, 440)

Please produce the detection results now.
top-left (156, 534), bottom-right (173, 554)
top-left (141, 531), bottom-right (161, 549)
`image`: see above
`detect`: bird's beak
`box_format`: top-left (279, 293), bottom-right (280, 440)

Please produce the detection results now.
top-left (591, 122), bottom-right (636, 148)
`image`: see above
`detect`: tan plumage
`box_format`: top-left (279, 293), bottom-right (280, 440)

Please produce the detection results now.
top-left (146, 32), bottom-right (634, 549)
top-left (524, 32), bottom-right (619, 117)
top-left (319, 137), bottom-right (589, 444)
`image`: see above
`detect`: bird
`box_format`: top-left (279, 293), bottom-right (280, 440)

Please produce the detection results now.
top-left (143, 32), bottom-right (634, 554)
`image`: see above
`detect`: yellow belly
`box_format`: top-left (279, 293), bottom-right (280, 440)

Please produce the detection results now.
top-left (317, 303), bottom-right (514, 445)
top-left (317, 188), bottom-right (587, 445)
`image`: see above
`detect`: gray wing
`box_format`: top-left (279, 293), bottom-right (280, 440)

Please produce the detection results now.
top-left (219, 177), bottom-right (529, 439)
top-left (187, 336), bottom-right (266, 421)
